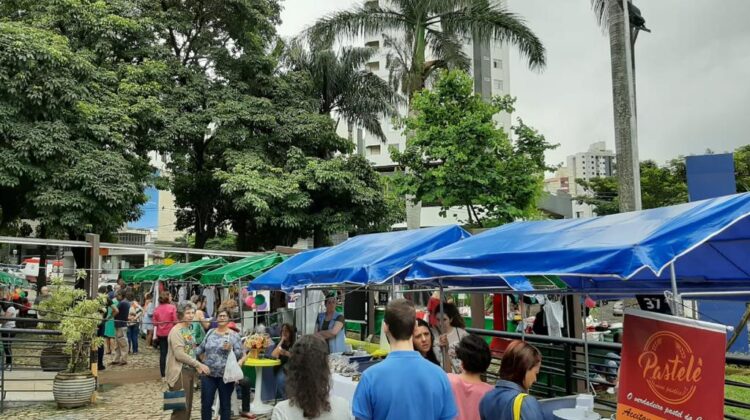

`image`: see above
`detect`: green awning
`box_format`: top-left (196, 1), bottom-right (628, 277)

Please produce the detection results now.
top-left (200, 253), bottom-right (285, 285)
top-left (158, 258), bottom-right (227, 281)
top-left (132, 264), bottom-right (175, 282)
top-left (0, 271), bottom-right (30, 288)
top-left (120, 265), bottom-right (166, 284)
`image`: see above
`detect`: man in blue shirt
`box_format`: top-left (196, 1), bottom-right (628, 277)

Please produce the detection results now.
top-left (352, 299), bottom-right (457, 420)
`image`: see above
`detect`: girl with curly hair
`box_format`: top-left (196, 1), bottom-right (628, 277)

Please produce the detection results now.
top-left (271, 335), bottom-right (351, 419)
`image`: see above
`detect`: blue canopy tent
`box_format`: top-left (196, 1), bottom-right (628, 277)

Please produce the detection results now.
top-left (248, 248), bottom-right (330, 291)
top-left (406, 193), bottom-right (750, 298)
top-left (283, 225), bottom-right (471, 291)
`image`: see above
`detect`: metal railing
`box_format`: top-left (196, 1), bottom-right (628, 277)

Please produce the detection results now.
top-left (467, 327), bottom-right (750, 420)
top-left (0, 317), bottom-right (66, 413)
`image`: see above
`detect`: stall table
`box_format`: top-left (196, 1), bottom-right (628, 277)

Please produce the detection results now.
top-left (243, 357), bottom-right (281, 415)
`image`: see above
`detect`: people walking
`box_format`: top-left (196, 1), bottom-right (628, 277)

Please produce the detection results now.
top-left (153, 292), bottom-right (177, 379)
top-left (127, 298), bottom-right (144, 354)
top-left (165, 301), bottom-right (211, 420)
top-left (195, 309), bottom-right (245, 420)
top-left (142, 293), bottom-right (154, 347)
top-left (1, 300), bottom-right (18, 370)
top-left (112, 289), bottom-right (131, 366)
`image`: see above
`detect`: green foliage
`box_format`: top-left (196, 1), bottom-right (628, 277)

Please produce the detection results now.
top-left (0, 2), bottom-right (165, 240)
top-left (38, 277), bottom-right (105, 373)
top-left (390, 70), bottom-right (555, 227)
top-left (576, 159), bottom-right (688, 215)
top-left (282, 40), bottom-right (401, 141)
top-left (575, 177), bottom-right (620, 216)
top-left (308, 0), bottom-right (545, 103)
top-left (734, 145), bottom-right (750, 193)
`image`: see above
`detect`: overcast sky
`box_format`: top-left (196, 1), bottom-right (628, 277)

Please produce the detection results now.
top-left (277, 0), bottom-right (750, 167)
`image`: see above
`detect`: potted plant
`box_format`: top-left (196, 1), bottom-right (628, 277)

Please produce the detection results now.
top-left (41, 277), bottom-right (105, 408)
top-left (37, 275), bottom-right (85, 371)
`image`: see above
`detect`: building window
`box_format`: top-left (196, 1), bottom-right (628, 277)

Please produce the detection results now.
top-left (494, 79), bottom-right (503, 90)
top-left (388, 143), bottom-right (400, 152)
top-left (364, 40), bottom-right (380, 48)
top-left (366, 145), bottom-right (381, 156)
top-left (483, 76), bottom-right (491, 83)
top-left (366, 61), bottom-right (380, 72)
top-left (493, 59), bottom-right (502, 69)
top-left (575, 211), bottom-right (584, 218)
top-left (482, 55), bottom-right (490, 61)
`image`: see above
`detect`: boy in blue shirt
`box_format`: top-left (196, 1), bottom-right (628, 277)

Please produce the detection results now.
top-left (353, 299), bottom-right (457, 420)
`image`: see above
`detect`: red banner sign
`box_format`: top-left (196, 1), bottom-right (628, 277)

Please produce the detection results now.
top-left (617, 309), bottom-right (726, 420)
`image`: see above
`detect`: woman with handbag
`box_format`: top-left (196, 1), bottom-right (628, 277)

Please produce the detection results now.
top-left (195, 309), bottom-right (246, 420)
top-left (165, 301), bottom-right (211, 420)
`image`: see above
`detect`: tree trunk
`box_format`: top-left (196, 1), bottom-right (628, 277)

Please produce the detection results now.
top-left (71, 246), bottom-right (87, 290)
top-left (313, 226), bottom-right (328, 249)
top-left (37, 245), bottom-right (48, 289)
top-left (607, 0), bottom-right (641, 212)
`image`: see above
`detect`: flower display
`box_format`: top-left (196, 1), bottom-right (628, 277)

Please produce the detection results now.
top-left (245, 333), bottom-right (272, 350)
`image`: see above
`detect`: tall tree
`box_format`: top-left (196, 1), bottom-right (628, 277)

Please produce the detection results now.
top-left (282, 41), bottom-right (401, 142)
top-left (308, 0), bottom-right (545, 228)
top-left (308, 0), bottom-right (545, 104)
top-left (592, 0), bottom-right (649, 212)
top-left (0, 1), bottom-right (167, 286)
top-left (216, 72), bottom-right (404, 250)
top-left (391, 70), bottom-right (556, 227)
top-left (147, 0), bottom-right (282, 249)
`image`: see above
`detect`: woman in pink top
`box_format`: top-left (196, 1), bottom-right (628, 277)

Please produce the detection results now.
top-left (152, 292), bottom-right (177, 379)
top-left (447, 335), bottom-right (494, 420)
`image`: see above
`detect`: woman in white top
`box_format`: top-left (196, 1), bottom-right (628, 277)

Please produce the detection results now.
top-left (2, 300), bottom-right (18, 370)
top-left (272, 335), bottom-right (351, 420)
top-left (432, 302), bottom-right (469, 374)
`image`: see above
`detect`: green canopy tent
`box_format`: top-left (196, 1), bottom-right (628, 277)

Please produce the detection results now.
top-left (120, 265), bottom-right (166, 284)
top-left (131, 264), bottom-right (175, 283)
top-left (157, 258), bottom-right (227, 281)
top-left (0, 271), bottom-right (31, 288)
top-left (200, 253), bottom-right (285, 286)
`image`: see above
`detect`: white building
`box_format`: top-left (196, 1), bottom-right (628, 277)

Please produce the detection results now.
top-left (565, 141), bottom-right (615, 218)
top-left (345, 0), bottom-right (512, 228)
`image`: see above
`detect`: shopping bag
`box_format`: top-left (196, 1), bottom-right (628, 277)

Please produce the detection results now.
top-left (223, 351), bottom-right (244, 383)
top-left (163, 389), bottom-right (186, 411)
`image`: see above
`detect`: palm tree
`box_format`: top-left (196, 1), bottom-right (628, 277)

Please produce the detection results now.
top-left (307, 0), bottom-right (546, 229)
top-left (308, 0), bottom-right (545, 105)
top-left (283, 40), bottom-right (402, 143)
top-left (592, 0), bottom-right (649, 212)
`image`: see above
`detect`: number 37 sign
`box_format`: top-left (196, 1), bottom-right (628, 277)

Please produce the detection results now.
top-left (617, 309), bottom-right (726, 420)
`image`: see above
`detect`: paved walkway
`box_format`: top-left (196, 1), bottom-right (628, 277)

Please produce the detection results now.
top-left (1, 339), bottom-right (271, 419)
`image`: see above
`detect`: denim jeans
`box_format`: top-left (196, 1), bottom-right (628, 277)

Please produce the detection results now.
top-left (200, 375), bottom-right (235, 420)
top-left (127, 325), bottom-right (139, 353)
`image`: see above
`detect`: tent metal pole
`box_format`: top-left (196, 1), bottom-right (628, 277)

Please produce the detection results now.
top-left (438, 279), bottom-right (449, 373)
top-left (303, 287), bottom-right (308, 335)
top-left (583, 298), bottom-right (591, 393)
top-left (670, 263), bottom-right (681, 316)
top-left (680, 290), bottom-right (750, 298)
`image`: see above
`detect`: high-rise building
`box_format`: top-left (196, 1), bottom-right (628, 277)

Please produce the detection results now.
top-left (565, 141), bottom-right (615, 218)
top-left (566, 141), bottom-right (616, 196)
top-left (345, 0), bottom-right (511, 227)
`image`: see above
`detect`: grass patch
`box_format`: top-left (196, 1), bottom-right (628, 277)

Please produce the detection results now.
top-left (726, 373), bottom-right (750, 419)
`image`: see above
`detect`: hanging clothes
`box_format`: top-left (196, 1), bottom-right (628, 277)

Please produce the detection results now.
top-left (545, 299), bottom-right (565, 338)
top-left (203, 286), bottom-right (216, 318)
top-left (178, 285), bottom-right (187, 304)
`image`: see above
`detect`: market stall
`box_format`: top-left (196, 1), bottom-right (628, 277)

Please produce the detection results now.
top-left (404, 193), bottom-right (750, 419)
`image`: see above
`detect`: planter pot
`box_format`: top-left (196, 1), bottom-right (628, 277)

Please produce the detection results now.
top-left (41, 345), bottom-right (70, 372)
top-left (53, 371), bottom-right (96, 408)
